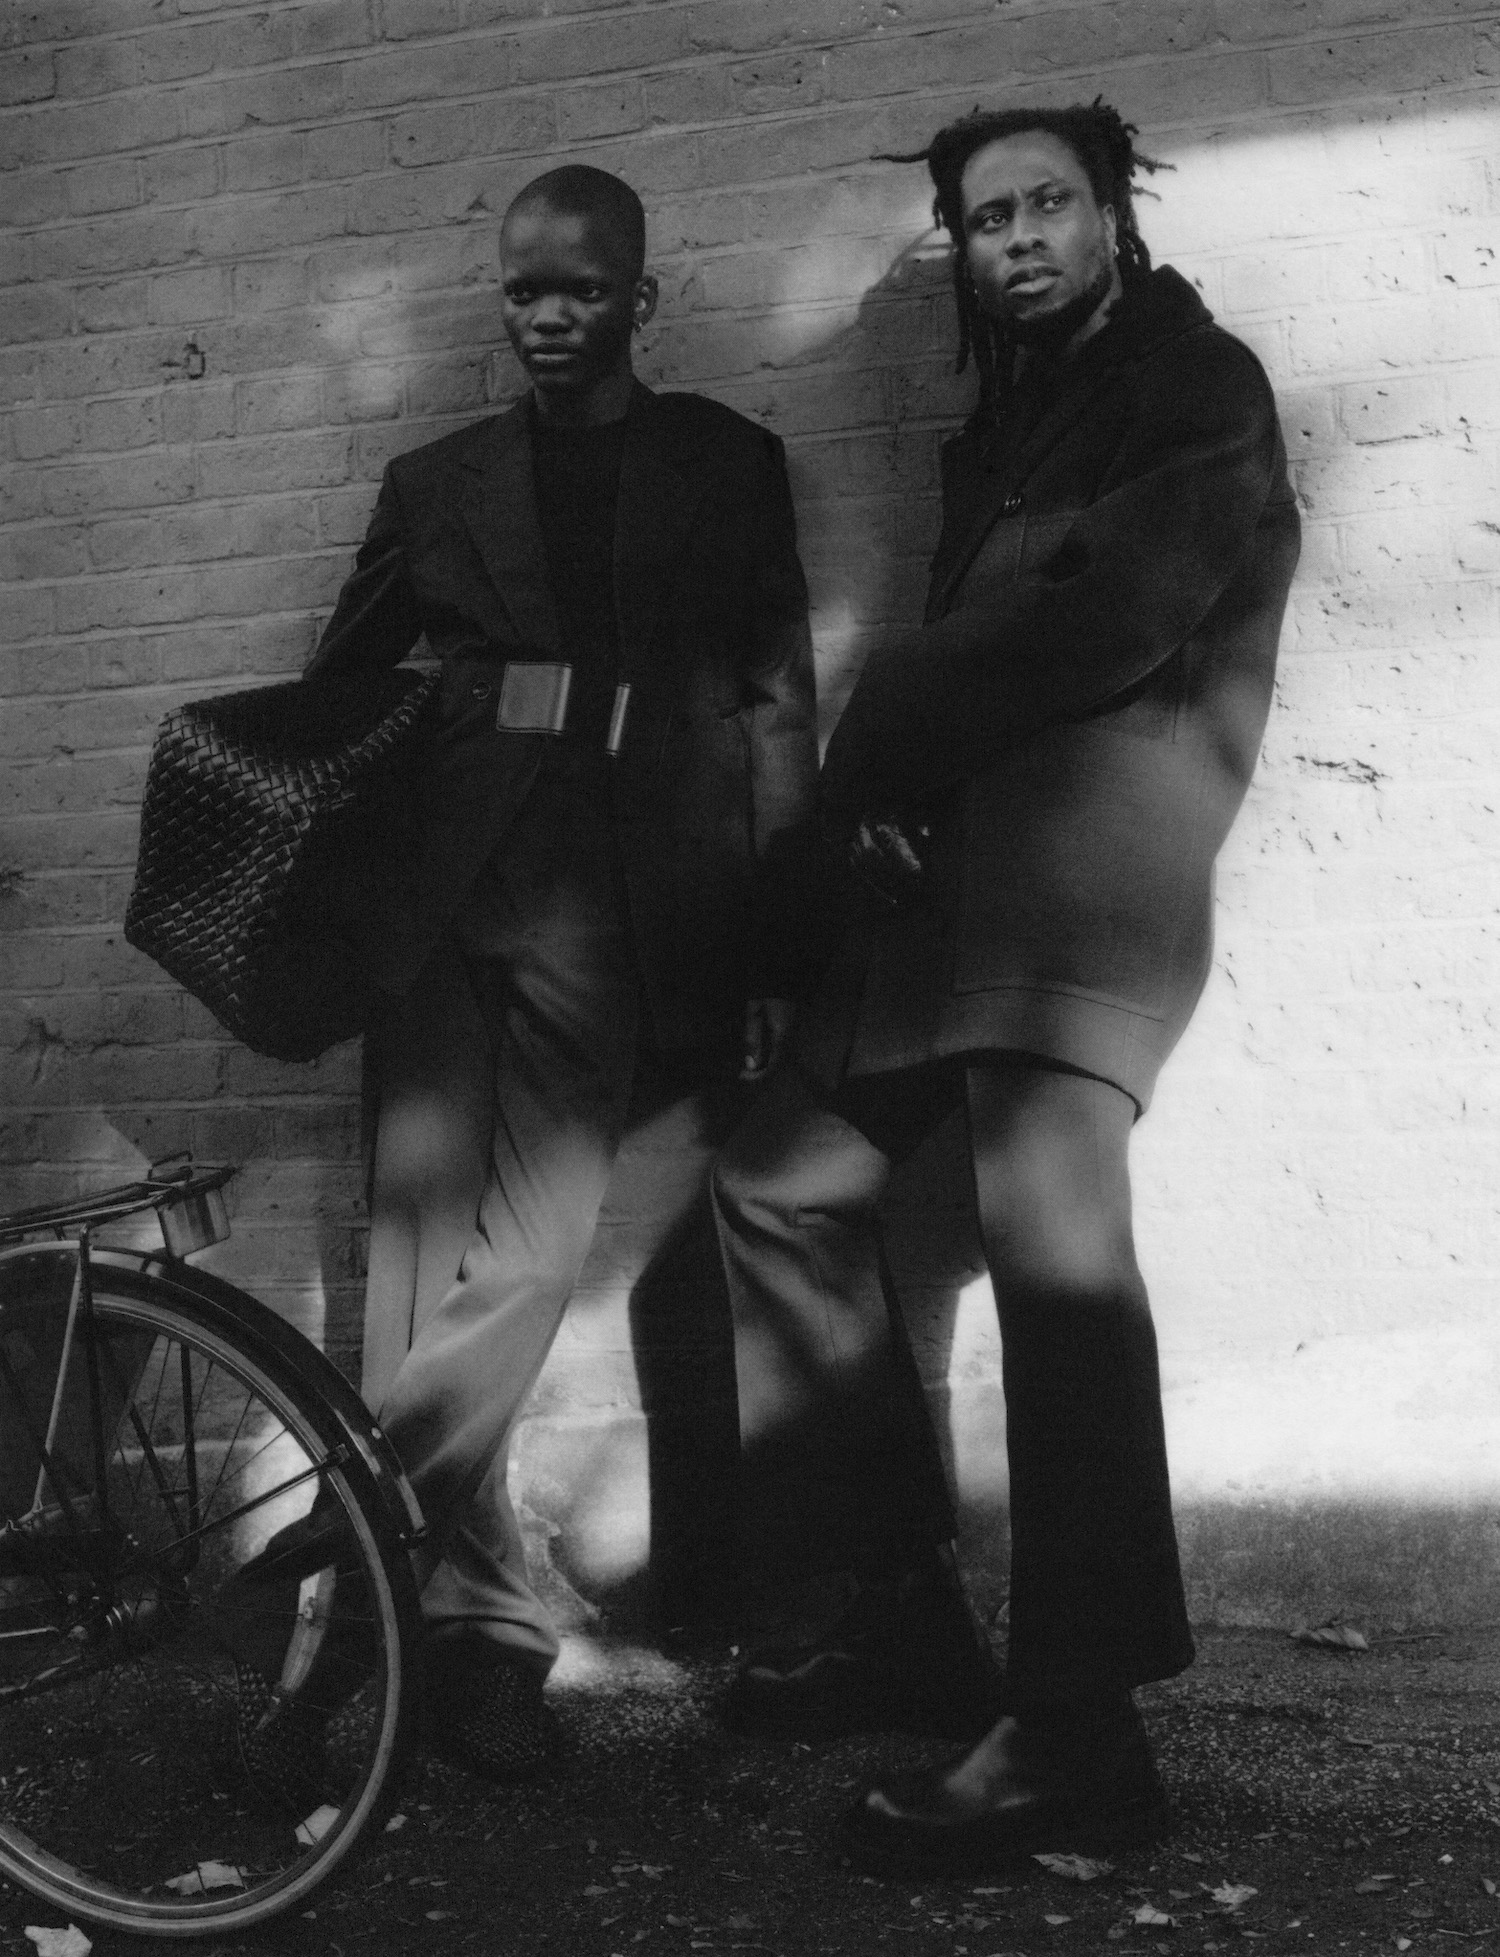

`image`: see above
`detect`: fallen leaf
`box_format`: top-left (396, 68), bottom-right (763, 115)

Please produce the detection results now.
top-left (1210, 1883), bottom-right (1259, 1909)
top-left (1293, 1621), bottom-right (1368, 1650)
top-left (1035, 1852), bottom-right (1113, 1882)
top-left (384, 1812), bottom-right (408, 1834)
top-left (1043, 1912), bottom-right (1073, 1925)
top-left (200, 1860), bottom-right (247, 1890)
top-left (163, 1862), bottom-right (246, 1895)
top-left (1354, 1876), bottom-right (1398, 1894)
top-left (295, 1803), bottom-right (341, 1847)
top-left (1483, 1876), bottom-right (1497, 1896)
top-left (1395, 1940), bottom-right (1412, 1952)
top-left (1131, 1903), bottom-right (1176, 1927)
top-left (583, 1884), bottom-right (612, 1897)
top-left (24, 1932), bottom-right (91, 1957)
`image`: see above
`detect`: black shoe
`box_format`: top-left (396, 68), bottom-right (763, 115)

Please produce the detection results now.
top-left (839, 1694), bottom-right (1168, 1875)
top-left (234, 1660), bottom-right (329, 1814)
top-left (421, 1641), bottom-right (561, 1784)
top-left (721, 1553), bottom-right (1002, 1742)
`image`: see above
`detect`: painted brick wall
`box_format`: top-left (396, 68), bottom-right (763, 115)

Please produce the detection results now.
top-left (3, 0), bottom-right (1498, 1631)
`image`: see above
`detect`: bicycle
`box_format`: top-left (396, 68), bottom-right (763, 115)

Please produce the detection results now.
top-left (0, 1158), bottom-right (426, 1937)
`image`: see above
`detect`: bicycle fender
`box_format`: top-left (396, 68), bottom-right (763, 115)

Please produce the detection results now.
top-left (0, 1242), bottom-right (427, 1560)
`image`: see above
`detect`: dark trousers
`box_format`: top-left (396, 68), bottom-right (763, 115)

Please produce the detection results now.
top-left (711, 1057), bottom-right (1194, 1705)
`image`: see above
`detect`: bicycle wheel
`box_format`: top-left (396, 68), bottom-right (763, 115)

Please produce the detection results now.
top-left (0, 1248), bottom-right (420, 1936)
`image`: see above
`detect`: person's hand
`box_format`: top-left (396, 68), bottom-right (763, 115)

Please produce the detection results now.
top-left (742, 997), bottom-right (796, 1082)
top-left (849, 813), bottom-right (929, 907)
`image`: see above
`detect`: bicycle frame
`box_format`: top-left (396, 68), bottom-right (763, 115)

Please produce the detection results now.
top-left (0, 1166), bottom-right (426, 1718)
top-left (0, 1162), bottom-right (425, 1564)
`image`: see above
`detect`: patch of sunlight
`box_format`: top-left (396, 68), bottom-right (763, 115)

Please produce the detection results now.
top-left (1165, 1324), bottom-right (1500, 1505)
top-left (551, 1635), bottom-right (689, 1692)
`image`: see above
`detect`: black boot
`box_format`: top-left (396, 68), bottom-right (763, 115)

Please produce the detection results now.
top-left (840, 1691), bottom-right (1168, 1874)
top-left (721, 1548), bottom-right (1002, 1742)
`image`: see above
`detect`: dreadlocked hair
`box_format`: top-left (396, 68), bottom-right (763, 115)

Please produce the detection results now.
top-left (881, 99), bottom-right (1168, 417)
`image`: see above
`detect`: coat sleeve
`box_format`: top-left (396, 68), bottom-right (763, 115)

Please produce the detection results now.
top-left (740, 432), bottom-right (826, 1000)
top-left (304, 465), bottom-right (424, 680)
top-left (820, 331), bottom-right (1285, 819)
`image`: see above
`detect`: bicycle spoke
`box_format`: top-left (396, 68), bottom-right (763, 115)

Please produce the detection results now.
top-left (0, 1257), bottom-right (411, 1933)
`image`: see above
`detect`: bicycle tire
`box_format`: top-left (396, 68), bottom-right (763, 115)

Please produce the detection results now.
top-left (0, 1248), bottom-right (422, 1937)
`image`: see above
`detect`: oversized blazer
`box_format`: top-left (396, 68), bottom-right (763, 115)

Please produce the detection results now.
top-left (808, 266), bottom-right (1301, 1110)
top-left (305, 380), bottom-right (820, 1055)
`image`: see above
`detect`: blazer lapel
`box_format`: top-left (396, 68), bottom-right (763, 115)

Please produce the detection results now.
top-left (613, 382), bottom-right (706, 680)
top-left (461, 402), bottom-right (561, 654)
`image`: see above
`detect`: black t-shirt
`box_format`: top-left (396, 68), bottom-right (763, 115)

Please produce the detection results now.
top-left (529, 408), bottom-right (627, 747)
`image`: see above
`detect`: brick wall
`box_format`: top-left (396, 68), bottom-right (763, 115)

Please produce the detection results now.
top-left (3, 0), bottom-right (1498, 1632)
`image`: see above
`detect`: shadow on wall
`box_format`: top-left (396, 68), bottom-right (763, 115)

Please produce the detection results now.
top-left (124, 81), bottom-right (1491, 1642)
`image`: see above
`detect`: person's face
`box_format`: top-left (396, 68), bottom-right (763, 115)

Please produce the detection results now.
top-left (959, 131), bottom-right (1119, 346)
top-left (498, 203), bottom-right (656, 406)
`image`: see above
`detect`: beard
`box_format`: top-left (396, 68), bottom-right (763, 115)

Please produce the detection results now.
top-left (1005, 252), bottom-right (1118, 350)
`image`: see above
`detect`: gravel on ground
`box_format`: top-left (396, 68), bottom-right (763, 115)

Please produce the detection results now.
top-left (5, 1626), bottom-right (1500, 1957)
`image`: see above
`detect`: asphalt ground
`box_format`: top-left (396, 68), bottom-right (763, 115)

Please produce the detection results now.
top-left (5, 1625), bottom-right (1500, 1957)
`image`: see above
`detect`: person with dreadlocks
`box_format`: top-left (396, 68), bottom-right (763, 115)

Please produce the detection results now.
top-left (711, 101), bottom-right (1300, 1866)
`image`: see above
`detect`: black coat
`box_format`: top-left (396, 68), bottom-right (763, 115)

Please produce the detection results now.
top-left (306, 381), bottom-right (820, 1054)
top-left (807, 267), bottom-right (1301, 1109)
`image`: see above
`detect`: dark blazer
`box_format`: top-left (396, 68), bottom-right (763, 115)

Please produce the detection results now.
top-left (808, 267), bottom-right (1301, 1109)
top-left (305, 381), bottom-right (820, 1054)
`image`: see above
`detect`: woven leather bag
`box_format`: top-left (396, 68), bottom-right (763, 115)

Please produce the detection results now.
top-left (125, 668), bottom-right (438, 1062)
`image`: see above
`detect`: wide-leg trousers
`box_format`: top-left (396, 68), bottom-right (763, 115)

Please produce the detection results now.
top-left (712, 1057), bottom-right (1195, 1705)
top-left (362, 757), bottom-right (640, 1675)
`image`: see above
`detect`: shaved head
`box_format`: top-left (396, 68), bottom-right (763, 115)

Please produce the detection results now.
top-left (497, 165), bottom-right (657, 423)
top-left (501, 165), bottom-right (647, 281)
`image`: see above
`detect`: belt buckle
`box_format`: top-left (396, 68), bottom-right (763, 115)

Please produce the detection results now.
top-left (496, 661), bottom-right (571, 735)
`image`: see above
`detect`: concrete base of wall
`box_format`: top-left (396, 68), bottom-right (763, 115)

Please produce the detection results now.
top-left (511, 1401), bottom-right (1500, 1644)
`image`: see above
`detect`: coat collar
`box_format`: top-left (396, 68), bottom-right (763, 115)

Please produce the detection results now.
top-left (458, 379), bottom-right (705, 674)
top-left (928, 265), bottom-right (1213, 617)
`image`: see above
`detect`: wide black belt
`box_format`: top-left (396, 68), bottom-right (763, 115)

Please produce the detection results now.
top-left (495, 661), bottom-right (631, 754)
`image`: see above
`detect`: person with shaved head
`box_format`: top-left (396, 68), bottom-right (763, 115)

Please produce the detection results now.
top-left (245, 164), bottom-right (820, 1785)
